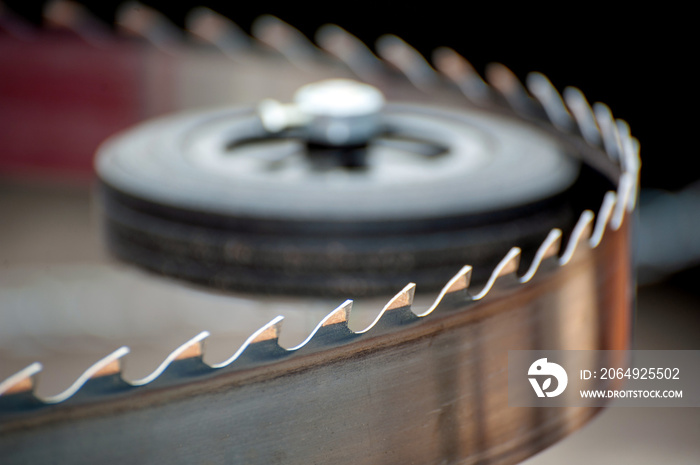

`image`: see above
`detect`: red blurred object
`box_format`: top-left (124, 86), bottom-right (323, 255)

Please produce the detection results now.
top-left (0, 32), bottom-right (174, 179)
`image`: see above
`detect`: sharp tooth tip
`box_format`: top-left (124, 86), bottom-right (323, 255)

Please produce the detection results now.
top-left (434, 45), bottom-right (453, 53)
top-left (116, 346), bottom-right (131, 356)
top-left (472, 250), bottom-right (522, 300)
top-left (269, 316), bottom-right (285, 332)
top-left (190, 331), bottom-right (210, 342)
top-left (0, 363), bottom-right (44, 396)
top-left (116, 345), bottom-right (131, 356)
top-left (335, 298), bottom-right (354, 314)
top-left (520, 230), bottom-right (565, 283)
top-left (402, 282), bottom-right (417, 297)
top-left (322, 300), bottom-right (353, 327)
top-left (316, 23), bottom-right (340, 34)
top-left (447, 265), bottom-right (473, 292)
top-left (579, 212), bottom-right (596, 235)
top-left (174, 332), bottom-right (210, 360)
top-left (376, 33), bottom-right (405, 48)
top-left (485, 62), bottom-right (516, 79)
top-left (559, 211), bottom-right (596, 264)
top-left (618, 118), bottom-right (630, 127)
top-left (528, 71), bottom-right (554, 87)
top-left (251, 14), bottom-right (278, 30)
top-left (545, 230), bottom-right (563, 252)
top-left (251, 317), bottom-right (284, 343)
top-left (500, 248), bottom-right (522, 275)
top-left (547, 228), bottom-right (563, 241)
top-left (458, 264), bottom-right (473, 276)
top-left (385, 283), bottom-right (416, 311)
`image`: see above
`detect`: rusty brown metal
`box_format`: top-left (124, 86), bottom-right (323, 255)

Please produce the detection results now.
top-left (0, 221), bottom-right (631, 464)
top-left (0, 9), bottom-right (638, 464)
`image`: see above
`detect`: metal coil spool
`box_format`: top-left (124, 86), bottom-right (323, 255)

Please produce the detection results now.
top-left (96, 80), bottom-right (591, 297)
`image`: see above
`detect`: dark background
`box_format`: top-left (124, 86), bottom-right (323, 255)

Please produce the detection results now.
top-left (5, 1), bottom-right (695, 192)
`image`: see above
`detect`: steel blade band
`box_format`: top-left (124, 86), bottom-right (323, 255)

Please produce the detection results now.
top-left (0, 222), bottom-right (631, 464)
top-left (0, 6), bottom-right (640, 464)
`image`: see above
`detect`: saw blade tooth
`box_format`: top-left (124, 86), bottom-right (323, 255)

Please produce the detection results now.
top-left (289, 300), bottom-right (354, 350)
top-left (376, 34), bottom-right (438, 91)
top-left (559, 210), bottom-right (595, 266)
top-left (608, 118), bottom-right (625, 162)
top-left (617, 120), bottom-right (641, 174)
top-left (592, 102), bottom-right (622, 161)
top-left (384, 282), bottom-right (416, 312)
top-left (563, 86), bottom-right (602, 146)
top-left (185, 6), bottom-right (249, 54)
top-left (321, 299), bottom-right (353, 327)
top-left (116, 1), bottom-right (181, 50)
top-left (209, 316), bottom-right (285, 369)
top-left (472, 247), bottom-right (521, 301)
top-left (417, 265), bottom-right (473, 317)
top-left (611, 172), bottom-right (635, 230)
top-left (0, 363), bottom-right (42, 397)
top-left (485, 62), bottom-right (535, 115)
top-left (40, 347), bottom-right (130, 404)
top-left (43, 0), bottom-right (110, 46)
top-left (628, 137), bottom-right (641, 211)
top-left (358, 283), bottom-right (417, 334)
top-left (615, 119), bottom-right (639, 165)
top-left (442, 265), bottom-right (473, 294)
top-left (615, 119), bottom-right (641, 212)
top-left (520, 229), bottom-right (563, 283)
top-left (590, 191), bottom-right (617, 248)
top-left (432, 47), bottom-right (489, 103)
top-left (252, 15), bottom-right (320, 66)
top-left (615, 118), bottom-right (632, 159)
top-left (315, 24), bottom-right (384, 80)
top-left (129, 332), bottom-right (209, 386)
top-left (526, 72), bottom-right (574, 130)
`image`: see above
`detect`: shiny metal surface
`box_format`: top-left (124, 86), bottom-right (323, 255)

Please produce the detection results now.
top-left (0, 5), bottom-right (640, 464)
top-left (0, 222), bottom-right (632, 464)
